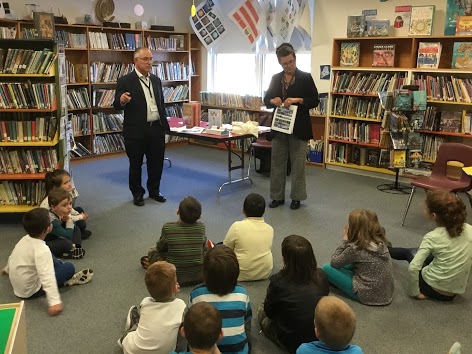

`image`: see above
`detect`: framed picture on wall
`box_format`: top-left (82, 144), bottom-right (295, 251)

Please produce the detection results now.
top-left (33, 12), bottom-right (55, 39)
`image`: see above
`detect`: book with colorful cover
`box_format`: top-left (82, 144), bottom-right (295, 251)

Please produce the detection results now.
top-left (413, 91), bottom-right (427, 111)
top-left (409, 5), bottom-right (435, 36)
top-left (393, 149), bottom-right (406, 168)
top-left (451, 42), bottom-right (472, 70)
top-left (365, 19), bottom-right (390, 37)
top-left (455, 16), bottom-right (472, 36)
top-left (439, 111), bottom-right (462, 132)
top-left (347, 16), bottom-right (365, 38)
top-left (416, 42), bottom-right (441, 69)
top-left (208, 108), bottom-right (222, 127)
top-left (340, 42), bottom-right (360, 67)
top-left (444, 0), bottom-right (469, 35)
top-left (372, 44), bottom-right (395, 67)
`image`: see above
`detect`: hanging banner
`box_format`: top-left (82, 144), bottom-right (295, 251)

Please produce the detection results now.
top-left (274, 0), bottom-right (300, 44)
top-left (189, 0), bottom-right (228, 49)
top-left (229, 0), bottom-right (263, 46)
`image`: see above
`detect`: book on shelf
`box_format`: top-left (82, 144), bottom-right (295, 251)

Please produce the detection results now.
top-left (347, 16), bottom-right (365, 38)
top-left (365, 19), bottom-right (390, 37)
top-left (416, 42), bottom-right (441, 69)
top-left (392, 150), bottom-right (406, 168)
top-left (366, 149), bottom-right (380, 167)
top-left (409, 5), bottom-right (435, 36)
top-left (411, 111), bottom-right (425, 130)
top-left (455, 16), bottom-right (472, 36)
top-left (379, 149), bottom-right (390, 168)
top-left (451, 42), bottom-right (472, 70)
top-left (408, 131), bottom-right (422, 150)
top-left (390, 131), bottom-right (408, 149)
top-left (412, 91), bottom-right (427, 111)
top-left (340, 42), bottom-right (360, 67)
top-left (372, 44), bottom-right (395, 67)
top-left (406, 149), bottom-right (424, 168)
top-left (462, 111), bottom-right (472, 134)
top-left (439, 111), bottom-right (462, 132)
top-left (169, 35), bottom-right (185, 50)
top-left (444, 0), bottom-right (468, 35)
top-left (394, 90), bottom-right (412, 111)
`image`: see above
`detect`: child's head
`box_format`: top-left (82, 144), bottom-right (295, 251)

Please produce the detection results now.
top-left (243, 193), bottom-right (266, 217)
top-left (347, 209), bottom-right (387, 249)
top-left (45, 169), bottom-right (72, 194)
top-left (203, 245), bottom-right (239, 296)
top-left (281, 235), bottom-right (318, 284)
top-left (178, 196), bottom-right (202, 224)
top-left (425, 190), bottom-right (466, 237)
top-left (48, 188), bottom-right (72, 215)
top-left (182, 302), bottom-right (222, 351)
top-left (315, 296), bottom-right (356, 350)
top-left (23, 208), bottom-right (51, 238)
top-left (145, 261), bottom-right (179, 301)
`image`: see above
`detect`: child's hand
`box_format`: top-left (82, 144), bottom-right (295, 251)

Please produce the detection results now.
top-left (415, 293), bottom-right (427, 300)
top-left (342, 225), bottom-right (349, 240)
top-left (48, 303), bottom-right (64, 316)
top-left (81, 212), bottom-right (89, 220)
top-left (60, 214), bottom-right (69, 223)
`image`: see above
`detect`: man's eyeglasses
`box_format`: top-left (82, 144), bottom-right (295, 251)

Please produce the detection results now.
top-left (136, 57), bottom-right (153, 62)
top-left (280, 59), bottom-right (295, 68)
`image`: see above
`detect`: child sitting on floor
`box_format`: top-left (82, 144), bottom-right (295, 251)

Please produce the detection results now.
top-left (389, 190), bottom-right (472, 301)
top-left (46, 188), bottom-right (85, 259)
top-left (322, 209), bottom-right (394, 306)
top-left (2, 208), bottom-right (93, 316)
top-left (170, 302), bottom-right (223, 354)
top-left (41, 169), bottom-right (91, 239)
top-left (140, 196), bottom-right (208, 285)
top-left (189, 245), bottom-right (252, 354)
top-left (118, 261), bottom-right (186, 354)
top-left (296, 296), bottom-right (363, 354)
top-left (223, 193), bottom-right (273, 281)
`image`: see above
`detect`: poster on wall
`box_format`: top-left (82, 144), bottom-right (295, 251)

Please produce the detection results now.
top-left (229, 0), bottom-right (263, 46)
top-left (189, 0), bottom-right (228, 49)
top-left (320, 65), bottom-right (330, 80)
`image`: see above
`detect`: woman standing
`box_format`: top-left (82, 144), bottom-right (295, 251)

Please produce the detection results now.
top-left (264, 43), bottom-right (319, 210)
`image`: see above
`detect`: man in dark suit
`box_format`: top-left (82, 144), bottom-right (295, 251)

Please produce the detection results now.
top-left (113, 47), bottom-right (170, 206)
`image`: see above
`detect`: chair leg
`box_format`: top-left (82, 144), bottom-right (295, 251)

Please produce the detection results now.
top-left (401, 186), bottom-right (416, 226)
top-left (164, 157), bottom-right (172, 168)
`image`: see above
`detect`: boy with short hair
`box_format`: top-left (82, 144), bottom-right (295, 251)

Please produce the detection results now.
top-left (1, 208), bottom-right (93, 317)
top-left (119, 261), bottom-right (187, 354)
top-left (140, 196), bottom-right (208, 285)
top-left (189, 245), bottom-right (252, 354)
top-left (170, 302), bottom-right (223, 354)
top-left (296, 296), bottom-right (363, 354)
top-left (224, 193), bottom-right (273, 281)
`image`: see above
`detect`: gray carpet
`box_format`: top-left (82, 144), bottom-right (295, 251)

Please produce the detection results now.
top-left (1, 144), bottom-right (471, 354)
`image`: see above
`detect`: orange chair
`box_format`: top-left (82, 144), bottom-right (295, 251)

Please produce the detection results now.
top-left (401, 143), bottom-right (472, 226)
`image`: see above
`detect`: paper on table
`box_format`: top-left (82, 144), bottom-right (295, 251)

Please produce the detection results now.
top-left (170, 126), bottom-right (205, 133)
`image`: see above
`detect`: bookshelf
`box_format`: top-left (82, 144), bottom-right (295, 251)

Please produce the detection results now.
top-left (0, 38), bottom-right (66, 212)
top-left (327, 36), bottom-right (472, 176)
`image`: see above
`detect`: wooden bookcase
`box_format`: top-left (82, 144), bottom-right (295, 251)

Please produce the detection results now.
top-left (0, 37), bottom-right (66, 212)
top-left (327, 36), bottom-right (472, 176)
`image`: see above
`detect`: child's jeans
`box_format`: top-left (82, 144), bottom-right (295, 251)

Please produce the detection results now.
top-left (321, 264), bottom-right (359, 300)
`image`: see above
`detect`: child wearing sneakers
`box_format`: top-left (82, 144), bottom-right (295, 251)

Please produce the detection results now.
top-left (189, 245), bottom-right (252, 354)
top-left (223, 193), bottom-right (274, 281)
top-left (296, 296), bottom-right (362, 354)
top-left (140, 196), bottom-right (208, 285)
top-left (1, 208), bottom-right (93, 317)
top-left (170, 302), bottom-right (223, 354)
top-left (40, 169), bottom-right (92, 239)
top-left (118, 261), bottom-right (187, 354)
top-left (46, 188), bottom-right (85, 259)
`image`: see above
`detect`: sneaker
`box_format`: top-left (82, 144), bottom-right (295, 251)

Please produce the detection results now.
top-left (124, 305), bottom-right (140, 331)
top-left (81, 229), bottom-right (92, 239)
top-left (62, 247), bottom-right (86, 259)
top-left (64, 268), bottom-right (94, 286)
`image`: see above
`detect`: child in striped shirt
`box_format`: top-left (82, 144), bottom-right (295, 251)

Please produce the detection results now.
top-left (140, 196), bottom-right (209, 285)
top-left (189, 245), bottom-right (252, 354)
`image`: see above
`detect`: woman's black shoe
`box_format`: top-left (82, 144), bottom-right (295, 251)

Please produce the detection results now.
top-left (269, 200), bottom-right (285, 208)
top-left (290, 200), bottom-right (301, 210)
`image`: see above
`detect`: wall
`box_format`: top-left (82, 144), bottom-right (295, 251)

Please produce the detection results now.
top-left (312, 0), bottom-right (446, 92)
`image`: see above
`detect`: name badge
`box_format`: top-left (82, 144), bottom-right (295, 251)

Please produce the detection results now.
top-left (150, 105), bottom-right (158, 112)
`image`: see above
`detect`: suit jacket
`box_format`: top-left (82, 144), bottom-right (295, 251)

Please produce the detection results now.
top-left (113, 70), bottom-right (170, 140)
top-left (263, 68), bottom-right (319, 141)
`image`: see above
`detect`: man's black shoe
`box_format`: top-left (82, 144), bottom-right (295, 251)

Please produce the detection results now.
top-left (290, 200), bottom-right (301, 210)
top-left (269, 200), bottom-right (284, 208)
top-left (149, 193), bottom-right (166, 203)
top-left (133, 196), bottom-right (145, 206)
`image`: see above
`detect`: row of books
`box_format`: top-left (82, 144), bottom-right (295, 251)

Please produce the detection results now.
top-left (92, 113), bottom-right (124, 133)
top-left (92, 89), bottom-right (115, 108)
top-left (0, 117), bottom-right (57, 142)
top-left (151, 62), bottom-right (190, 81)
top-left (165, 104), bottom-right (184, 118)
top-left (0, 48), bottom-right (56, 75)
top-left (55, 30), bottom-right (87, 49)
top-left (202, 108), bottom-right (259, 125)
top-left (331, 96), bottom-right (384, 120)
top-left (411, 74), bottom-right (472, 103)
top-left (145, 36), bottom-right (185, 51)
top-left (417, 42), bottom-right (472, 70)
top-left (328, 120), bottom-right (381, 145)
top-left (332, 72), bottom-right (406, 95)
top-left (93, 134), bottom-right (125, 154)
top-left (88, 32), bottom-right (143, 50)
top-left (0, 26), bottom-right (16, 39)
top-left (163, 85), bottom-right (188, 102)
top-left (0, 180), bottom-right (45, 206)
top-left (0, 148), bottom-right (58, 174)
top-left (67, 87), bottom-right (90, 110)
top-left (420, 107), bottom-right (472, 133)
top-left (0, 82), bottom-right (56, 109)
top-left (90, 62), bottom-right (134, 83)
top-left (71, 113), bottom-right (90, 136)
top-left (422, 135), bottom-right (446, 162)
top-left (20, 28), bottom-right (36, 40)
top-left (199, 92), bottom-right (263, 110)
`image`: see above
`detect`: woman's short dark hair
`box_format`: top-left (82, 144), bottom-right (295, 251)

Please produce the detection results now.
top-left (281, 234), bottom-right (320, 284)
top-left (203, 245), bottom-right (239, 296)
top-left (243, 193), bottom-right (266, 217)
top-left (276, 42), bottom-right (296, 61)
